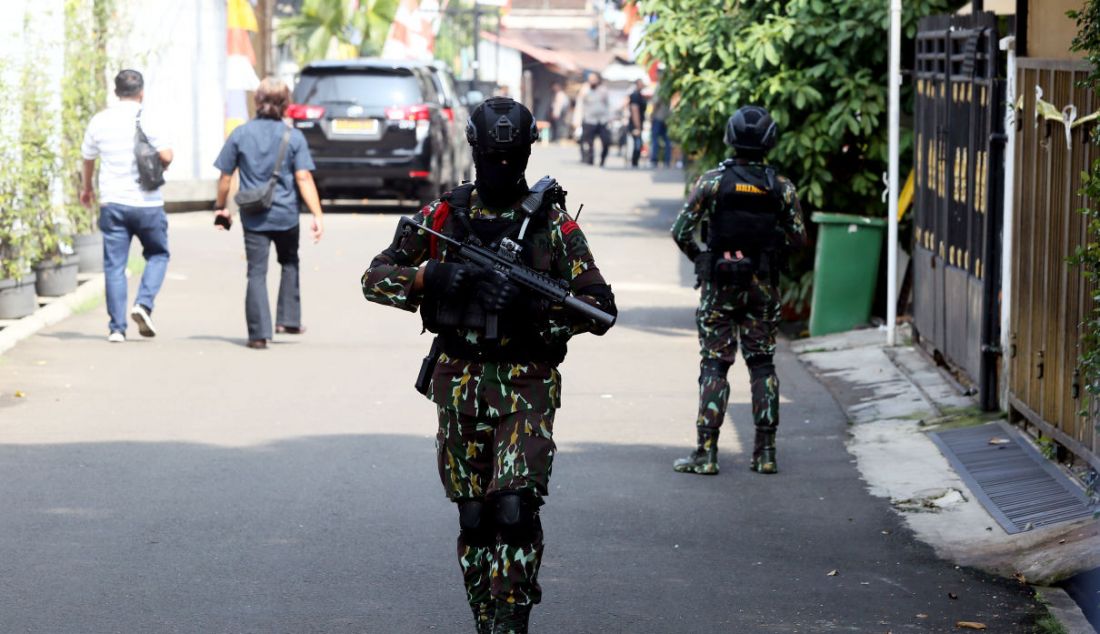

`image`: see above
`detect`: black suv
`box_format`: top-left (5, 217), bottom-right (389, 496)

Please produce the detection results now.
top-left (289, 59), bottom-right (459, 206)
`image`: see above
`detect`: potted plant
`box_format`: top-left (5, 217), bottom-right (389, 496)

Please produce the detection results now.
top-left (0, 160), bottom-right (41, 319)
top-left (0, 57), bottom-right (42, 318)
top-left (18, 56), bottom-right (77, 299)
top-left (62, 0), bottom-right (111, 273)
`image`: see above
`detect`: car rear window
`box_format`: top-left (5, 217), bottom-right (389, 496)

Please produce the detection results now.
top-left (294, 71), bottom-right (423, 107)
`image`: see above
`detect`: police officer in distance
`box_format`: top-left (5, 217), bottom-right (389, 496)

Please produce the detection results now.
top-left (361, 97), bottom-right (616, 633)
top-left (670, 105), bottom-right (807, 476)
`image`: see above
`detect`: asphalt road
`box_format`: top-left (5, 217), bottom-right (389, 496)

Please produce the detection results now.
top-left (0, 145), bottom-right (1042, 632)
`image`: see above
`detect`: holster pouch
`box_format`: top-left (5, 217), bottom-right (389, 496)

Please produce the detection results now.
top-left (713, 251), bottom-right (756, 286)
top-left (415, 336), bottom-right (443, 395)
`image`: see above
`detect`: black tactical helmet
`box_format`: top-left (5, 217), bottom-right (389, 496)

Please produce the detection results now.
top-left (466, 97), bottom-right (539, 153)
top-left (724, 105), bottom-right (778, 153)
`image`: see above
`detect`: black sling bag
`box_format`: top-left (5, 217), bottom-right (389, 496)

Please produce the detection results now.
top-left (234, 127), bottom-right (291, 215)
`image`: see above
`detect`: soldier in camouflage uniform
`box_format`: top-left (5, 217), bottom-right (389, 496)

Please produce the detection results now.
top-left (361, 97), bottom-right (616, 633)
top-left (670, 105), bottom-right (807, 476)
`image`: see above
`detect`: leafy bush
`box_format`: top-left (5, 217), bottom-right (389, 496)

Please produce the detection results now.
top-left (0, 63), bottom-right (35, 281)
top-left (20, 44), bottom-right (63, 265)
top-left (638, 0), bottom-right (961, 214)
top-left (1069, 2), bottom-right (1100, 409)
top-left (61, 0), bottom-right (111, 236)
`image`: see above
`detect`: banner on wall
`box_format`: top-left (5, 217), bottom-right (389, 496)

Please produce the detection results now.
top-left (225, 0), bottom-right (260, 136)
top-left (381, 0), bottom-right (437, 60)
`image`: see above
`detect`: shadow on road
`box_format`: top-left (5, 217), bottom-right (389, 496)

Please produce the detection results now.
top-left (0, 433), bottom-right (1044, 633)
top-left (614, 305), bottom-right (695, 335)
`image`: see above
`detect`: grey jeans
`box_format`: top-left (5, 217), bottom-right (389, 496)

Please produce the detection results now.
top-left (243, 226), bottom-right (300, 341)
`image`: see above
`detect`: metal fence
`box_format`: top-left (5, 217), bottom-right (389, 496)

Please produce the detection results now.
top-left (1008, 58), bottom-right (1100, 469)
top-left (912, 12), bottom-right (1005, 411)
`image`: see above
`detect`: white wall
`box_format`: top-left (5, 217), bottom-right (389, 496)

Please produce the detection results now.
top-left (113, 0), bottom-right (227, 182)
top-left (476, 41), bottom-right (522, 100)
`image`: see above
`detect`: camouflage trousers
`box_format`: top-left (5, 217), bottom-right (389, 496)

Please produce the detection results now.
top-left (436, 406), bottom-right (556, 608)
top-left (695, 279), bottom-right (780, 433)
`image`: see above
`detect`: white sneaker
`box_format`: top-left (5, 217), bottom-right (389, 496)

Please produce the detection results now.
top-left (130, 304), bottom-right (157, 338)
top-left (107, 332), bottom-right (125, 343)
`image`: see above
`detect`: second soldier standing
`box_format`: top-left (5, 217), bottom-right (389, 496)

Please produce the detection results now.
top-left (361, 97), bottom-right (616, 633)
top-left (670, 105), bottom-right (807, 476)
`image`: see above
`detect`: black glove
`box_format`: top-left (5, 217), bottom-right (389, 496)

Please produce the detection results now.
top-left (476, 276), bottom-right (521, 312)
top-left (423, 261), bottom-right (474, 300)
top-left (694, 252), bottom-right (715, 282)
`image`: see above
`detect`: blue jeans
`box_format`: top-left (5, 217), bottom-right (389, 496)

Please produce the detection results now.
top-left (99, 203), bottom-right (170, 334)
top-left (650, 119), bottom-right (671, 167)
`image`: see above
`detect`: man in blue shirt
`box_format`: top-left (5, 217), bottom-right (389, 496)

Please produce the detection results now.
top-left (213, 78), bottom-right (324, 349)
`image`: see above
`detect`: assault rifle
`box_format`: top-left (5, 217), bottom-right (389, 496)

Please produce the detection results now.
top-left (399, 216), bottom-right (616, 340)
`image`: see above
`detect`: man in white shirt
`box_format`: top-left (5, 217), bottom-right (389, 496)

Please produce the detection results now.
top-left (572, 73), bottom-right (612, 166)
top-left (80, 70), bottom-right (173, 343)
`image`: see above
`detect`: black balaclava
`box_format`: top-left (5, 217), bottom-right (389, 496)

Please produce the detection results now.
top-left (466, 97), bottom-right (539, 209)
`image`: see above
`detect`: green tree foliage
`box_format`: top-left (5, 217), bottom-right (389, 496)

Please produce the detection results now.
top-left (1068, 2), bottom-right (1100, 406)
top-left (62, 0), bottom-right (111, 236)
top-left (638, 0), bottom-right (960, 214)
top-left (278, 0), bottom-right (400, 65)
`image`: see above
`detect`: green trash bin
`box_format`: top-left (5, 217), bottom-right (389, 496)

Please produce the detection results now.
top-left (808, 212), bottom-right (886, 337)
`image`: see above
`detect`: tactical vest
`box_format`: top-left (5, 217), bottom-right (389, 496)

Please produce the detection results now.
top-left (421, 183), bottom-right (569, 365)
top-left (707, 162), bottom-right (783, 261)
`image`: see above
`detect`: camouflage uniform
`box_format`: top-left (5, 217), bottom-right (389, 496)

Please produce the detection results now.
top-left (671, 160), bottom-right (806, 472)
top-left (362, 190), bottom-right (611, 626)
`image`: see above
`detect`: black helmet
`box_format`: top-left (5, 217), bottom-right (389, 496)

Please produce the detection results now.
top-left (465, 97), bottom-right (539, 152)
top-left (466, 98), bottom-right (539, 208)
top-left (724, 105), bottom-right (778, 153)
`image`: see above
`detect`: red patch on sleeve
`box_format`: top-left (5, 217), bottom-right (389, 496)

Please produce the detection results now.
top-left (561, 220), bottom-right (580, 236)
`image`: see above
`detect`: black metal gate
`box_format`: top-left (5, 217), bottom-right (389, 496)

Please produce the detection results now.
top-left (912, 12), bottom-right (1005, 411)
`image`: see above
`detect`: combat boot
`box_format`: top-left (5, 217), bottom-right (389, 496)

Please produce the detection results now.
top-left (673, 428), bottom-right (719, 475)
top-left (471, 602), bottom-right (494, 634)
top-left (492, 602), bottom-right (532, 634)
top-left (751, 430), bottom-right (778, 474)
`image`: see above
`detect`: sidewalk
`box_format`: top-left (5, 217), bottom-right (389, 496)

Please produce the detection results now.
top-left (793, 326), bottom-right (1099, 631)
top-left (0, 274), bottom-right (104, 356)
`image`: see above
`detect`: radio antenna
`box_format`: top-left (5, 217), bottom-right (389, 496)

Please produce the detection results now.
top-left (574, 204), bottom-right (584, 221)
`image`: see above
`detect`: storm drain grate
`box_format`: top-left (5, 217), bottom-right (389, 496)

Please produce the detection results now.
top-left (930, 421), bottom-right (1096, 534)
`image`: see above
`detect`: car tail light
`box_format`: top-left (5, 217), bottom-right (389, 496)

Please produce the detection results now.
top-left (442, 107), bottom-right (455, 123)
top-left (386, 104), bottom-right (432, 121)
top-left (409, 170), bottom-right (431, 178)
top-left (287, 104), bottom-right (325, 120)
top-left (386, 104), bottom-right (432, 142)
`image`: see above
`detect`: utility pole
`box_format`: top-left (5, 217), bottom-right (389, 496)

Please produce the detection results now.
top-left (472, 3), bottom-right (482, 81)
top-left (597, 1), bottom-right (606, 52)
top-left (255, 0), bottom-right (274, 78)
top-left (886, 0), bottom-right (901, 346)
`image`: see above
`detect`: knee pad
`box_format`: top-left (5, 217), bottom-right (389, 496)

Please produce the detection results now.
top-left (700, 358), bottom-right (732, 380)
top-left (494, 492), bottom-right (540, 546)
top-left (745, 356), bottom-right (775, 380)
top-left (458, 499), bottom-right (495, 547)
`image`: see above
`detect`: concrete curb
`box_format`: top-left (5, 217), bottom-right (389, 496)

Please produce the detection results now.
top-left (1034, 586), bottom-right (1097, 634)
top-left (0, 274), bottom-right (104, 356)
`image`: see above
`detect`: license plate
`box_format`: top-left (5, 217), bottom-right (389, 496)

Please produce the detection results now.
top-left (332, 118), bottom-right (379, 135)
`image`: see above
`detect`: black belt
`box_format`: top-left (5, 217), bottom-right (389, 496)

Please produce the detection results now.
top-left (440, 333), bottom-right (565, 365)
